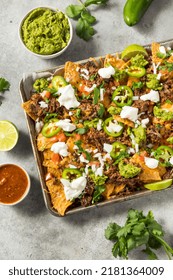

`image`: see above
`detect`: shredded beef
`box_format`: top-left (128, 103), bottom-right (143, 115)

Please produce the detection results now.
top-left (159, 80), bottom-right (173, 103)
top-left (79, 100), bottom-right (100, 120)
top-left (146, 125), bottom-right (162, 145)
top-left (80, 179), bottom-right (95, 207)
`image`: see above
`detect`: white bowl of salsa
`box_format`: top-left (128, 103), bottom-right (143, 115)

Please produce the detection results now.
top-left (0, 163), bottom-right (30, 205)
top-left (18, 7), bottom-right (73, 59)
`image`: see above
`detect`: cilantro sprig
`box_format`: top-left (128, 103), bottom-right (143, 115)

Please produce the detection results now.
top-left (0, 77), bottom-right (10, 106)
top-left (66, 0), bottom-right (109, 41)
top-left (105, 209), bottom-right (173, 260)
top-left (0, 77), bottom-right (10, 93)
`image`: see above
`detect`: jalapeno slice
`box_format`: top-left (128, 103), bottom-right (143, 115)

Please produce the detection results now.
top-left (110, 142), bottom-right (127, 160)
top-left (112, 86), bottom-right (133, 107)
top-left (103, 117), bottom-right (124, 137)
top-left (154, 145), bottom-right (173, 167)
top-left (62, 168), bottom-right (82, 180)
top-left (127, 66), bottom-right (146, 78)
top-left (52, 76), bottom-right (68, 90)
top-left (41, 118), bottom-right (61, 138)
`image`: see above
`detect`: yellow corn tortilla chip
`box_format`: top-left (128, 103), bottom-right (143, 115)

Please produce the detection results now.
top-left (130, 154), bottom-right (166, 183)
top-left (104, 54), bottom-right (126, 69)
top-left (46, 179), bottom-right (72, 216)
top-left (151, 42), bottom-right (163, 64)
top-left (47, 167), bottom-right (62, 180)
top-left (167, 55), bottom-right (173, 63)
top-left (113, 115), bottom-right (134, 127)
top-left (22, 100), bottom-right (38, 121)
top-left (64, 61), bottom-right (81, 87)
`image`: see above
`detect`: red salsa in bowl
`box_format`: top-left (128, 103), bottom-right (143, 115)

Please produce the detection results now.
top-left (0, 164), bottom-right (30, 205)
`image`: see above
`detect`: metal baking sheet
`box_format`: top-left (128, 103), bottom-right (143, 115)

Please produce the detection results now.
top-left (19, 38), bottom-right (173, 216)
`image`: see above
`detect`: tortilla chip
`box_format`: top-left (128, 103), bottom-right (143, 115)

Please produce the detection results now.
top-left (47, 167), bottom-right (62, 180)
top-left (113, 115), bottom-right (134, 127)
top-left (130, 154), bottom-right (166, 182)
top-left (114, 184), bottom-right (126, 194)
top-left (104, 54), bottom-right (126, 69)
top-left (22, 100), bottom-right (38, 121)
top-left (46, 179), bottom-right (72, 216)
top-left (167, 55), bottom-right (173, 63)
top-left (102, 183), bottom-right (114, 199)
top-left (37, 133), bottom-right (60, 151)
top-left (127, 77), bottom-right (139, 87)
top-left (103, 183), bottom-right (126, 199)
top-left (64, 61), bottom-right (81, 87)
top-left (151, 42), bottom-right (163, 64)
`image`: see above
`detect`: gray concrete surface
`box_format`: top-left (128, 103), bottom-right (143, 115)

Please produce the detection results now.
top-left (0, 0), bottom-right (173, 260)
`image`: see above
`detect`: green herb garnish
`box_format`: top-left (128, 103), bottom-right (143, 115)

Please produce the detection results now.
top-left (93, 87), bottom-right (100, 104)
top-left (66, 0), bottom-right (109, 41)
top-left (159, 61), bottom-right (173, 72)
top-left (74, 140), bottom-right (91, 160)
top-left (75, 127), bottom-right (88, 134)
top-left (92, 185), bottom-right (105, 204)
top-left (0, 77), bottom-right (10, 92)
top-left (0, 77), bottom-right (10, 106)
top-left (132, 81), bottom-right (144, 90)
top-left (105, 209), bottom-right (173, 260)
top-left (98, 103), bottom-right (105, 118)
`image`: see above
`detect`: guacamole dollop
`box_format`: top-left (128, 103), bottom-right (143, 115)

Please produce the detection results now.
top-left (22, 8), bottom-right (70, 55)
top-left (153, 106), bottom-right (173, 121)
top-left (132, 125), bottom-right (146, 146)
top-left (118, 161), bottom-right (141, 179)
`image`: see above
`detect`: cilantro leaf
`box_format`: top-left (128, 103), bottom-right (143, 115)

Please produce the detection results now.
top-left (159, 62), bottom-right (173, 72)
top-left (105, 223), bottom-right (121, 240)
top-left (75, 127), bottom-right (88, 134)
top-left (65, 5), bottom-right (84, 18)
top-left (76, 18), bottom-right (95, 41)
top-left (81, 10), bottom-right (96, 24)
top-left (132, 81), bottom-right (144, 90)
top-left (0, 77), bottom-right (10, 92)
top-left (93, 87), bottom-right (100, 104)
top-left (98, 103), bottom-right (105, 118)
top-left (112, 241), bottom-right (120, 258)
top-left (92, 185), bottom-right (105, 204)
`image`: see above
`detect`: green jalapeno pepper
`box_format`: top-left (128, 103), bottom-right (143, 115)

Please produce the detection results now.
top-left (154, 145), bottom-right (173, 167)
top-left (123, 0), bottom-right (153, 26)
top-left (62, 168), bottom-right (82, 180)
top-left (127, 66), bottom-right (146, 78)
top-left (103, 117), bottom-right (124, 137)
top-left (110, 142), bottom-right (127, 160)
top-left (52, 76), bottom-right (68, 90)
top-left (41, 118), bottom-right (61, 138)
top-left (112, 86), bottom-right (133, 107)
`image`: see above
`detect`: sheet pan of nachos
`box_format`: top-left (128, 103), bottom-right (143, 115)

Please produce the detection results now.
top-left (20, 39), bottom-right (173, 216)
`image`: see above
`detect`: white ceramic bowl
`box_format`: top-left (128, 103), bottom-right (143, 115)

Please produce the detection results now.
top-left (18, 7), bottom-right (73, 59)
top-left (0, 163), bottom-right (31, 206)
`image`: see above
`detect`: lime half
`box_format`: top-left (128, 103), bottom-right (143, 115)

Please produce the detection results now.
top-left (0, 120), bottom-right (19, 151)
top-left (144, 179), bottom-right (173, 191)
top-left (121, 44), bottom-right (148, 60)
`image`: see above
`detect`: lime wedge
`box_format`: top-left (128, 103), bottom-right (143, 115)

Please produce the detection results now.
top-left (121, 44), bottom-right (148, 60)
top-left (0, 120), bottom-right (19, 151)
top-left (144, 179), bottom-right (173, 191)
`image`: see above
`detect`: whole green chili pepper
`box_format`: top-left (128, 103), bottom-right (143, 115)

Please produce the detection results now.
top-left (123, 0), bottom-right (154, 26)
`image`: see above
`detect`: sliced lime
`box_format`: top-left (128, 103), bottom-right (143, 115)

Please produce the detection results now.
top-left (144, 179), bottom-right (173, 191)
top-left (121, 44), bottom-right (148, 60)
top-left (0, 120), bottom-right (19, 151)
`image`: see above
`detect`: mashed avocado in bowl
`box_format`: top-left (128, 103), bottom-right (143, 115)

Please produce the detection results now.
top-left (19, 7), bottom-right (73, 59)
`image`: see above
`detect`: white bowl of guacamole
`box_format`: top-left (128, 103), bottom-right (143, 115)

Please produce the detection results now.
top-left (19, 7), bottom-right (73, 59)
